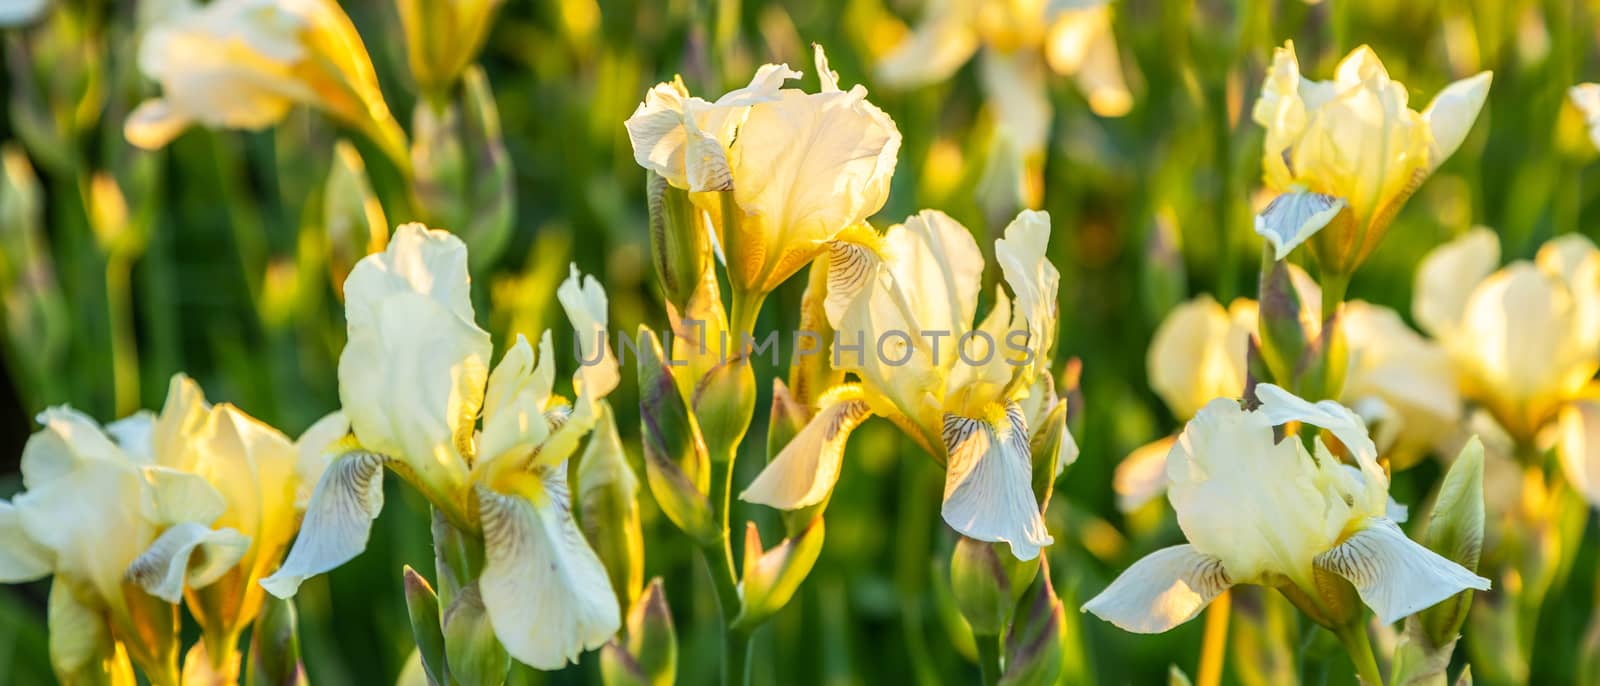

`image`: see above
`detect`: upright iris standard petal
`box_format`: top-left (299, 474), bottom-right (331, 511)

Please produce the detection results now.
top-left (1165, 397), bottom-right (1335, 586)
top-left (1081, 544), bottom-right (1231, 634)
top-left (476, 466), bottom-right (621, 670)
top-left (535, 267), bottom-right (623, 470)
top-left (1421, 72), bottom-right (1494, 173)
top-left (995, 210), bottom-right (1060, 380)
top-left (476, 335), bottom-right (555, 470)
top-left (624, 66), bottom-right (799, 191)
top-left (260, 452), bottom-right (385, 598)
top-left (741, 386), bottom-right (873, 509)
top-left (340, 224), bottom-right (487, 497)
top-left (940, 404), bottom-right (1053, 561)
top-left (723, 45), bottom-right (901, 293)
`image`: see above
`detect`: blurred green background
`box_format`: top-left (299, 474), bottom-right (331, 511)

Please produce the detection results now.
top-left (1, 0), bottom-right (1598, 683)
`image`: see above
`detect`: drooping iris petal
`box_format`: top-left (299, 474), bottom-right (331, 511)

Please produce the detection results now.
top-left (476, 467), bottom-right (620, 670)
top-left (0, 501), bottom-right (52, 582)
top-left (1254, 189), bottom-right (1347, 261)
top-left (260, 452), bottom-right (385, 598)
top-left (125, 522), bottom-right (251, 603)
top-left (1081, 544), bottom-right (1231, 633)
top-left (1313, 518), bottom-right (1490, 624)
top-left (741, 386), bottom-right (873, 510)
top-left (293, 411), bottom-right (350, 510)
top-left (941, 403), bottom-right (1052, 561)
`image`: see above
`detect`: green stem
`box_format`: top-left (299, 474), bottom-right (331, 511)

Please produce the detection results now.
top-left (106, 256), bottom-right (138, 416)
top-left (724, 625), bottom-right (752, 686)
top-left (701, 546), bottom-right (751, 685)
top-left (975, 632), bottom-right (1003, 686)
top-left (1336, 625), bottom-right (1383, 686)
top-left (700, 286), bottom-right (764, 685)
top-left (1318, 270), bottom-right (1349, 325)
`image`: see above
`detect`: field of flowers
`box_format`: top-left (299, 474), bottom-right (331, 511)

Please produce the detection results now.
top-left (0, 0), bottom-right (1598, 684)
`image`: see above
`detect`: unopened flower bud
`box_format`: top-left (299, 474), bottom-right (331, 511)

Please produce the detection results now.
top-left (636, 326), bottom-right (717, 544)
top-left (396, 0), bottom-right (503, 98)
top-left (442, 584), bottom-right (510, 686)
top-left (601, 578), bottom-right (677, 686)
top-left (1256, 258), bottom-right (1313, 388)
top-left (998, 561), bottom-right (1064, 686)
top-left (1418, 437), bottom-right (1486, 647)
top-left (88, 172), bottom-right (144, 259)
top-left (579, 403), bottom-right (646, 609)
top-left (693, 342), bottom-right (758, 464)
top-left (950, 536), bottom-right (1034, 636)
top-left (246, 593), bottom-right (305, 686)
top-left (401, 566), bottom-right (447, 686)
top-left (648, 172), bottom-right (710, 313)
top-left (733, 518), bottom-right (826, 630)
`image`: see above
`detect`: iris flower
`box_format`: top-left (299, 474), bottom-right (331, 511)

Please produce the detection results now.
top-left (1085, 385), bottom-right (1488, 633)
top-left (742, 209), bottom-right (1076, 560)
top-left (625, 45), bottom-right (901, 295)
top-left (261, 224), bottom-right (623, 669)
